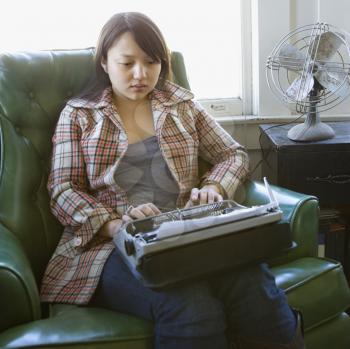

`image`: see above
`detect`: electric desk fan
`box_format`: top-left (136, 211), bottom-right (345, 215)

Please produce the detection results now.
top-left (266, 23), bottom-right (350, 141)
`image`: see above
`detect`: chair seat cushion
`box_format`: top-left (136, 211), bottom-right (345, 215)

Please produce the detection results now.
top-left (272, 257), bottom-right (350, 330)
top-left (0, 304), bottom-right (153, 349)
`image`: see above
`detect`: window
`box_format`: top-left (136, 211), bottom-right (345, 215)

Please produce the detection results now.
top-left (1, 0), bottom-right (251, 116)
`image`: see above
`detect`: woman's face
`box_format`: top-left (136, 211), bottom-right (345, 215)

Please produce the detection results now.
top-left (102, 31), bottom-right (162, 104)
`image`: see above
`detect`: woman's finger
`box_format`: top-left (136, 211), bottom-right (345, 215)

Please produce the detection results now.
top-left (138, 203), bottom-right (160, 217)
top-left (129, 207), bottom-right (147, 219)
top-left (216, 194), bottom-right (224, 202)
top-left (206, 189), bottom-right (223, 203)
top-left (184, 199), bottom-right (193, 209)
top-left (190, 188), bottom-right (200, 202)
top-left (198, 190), bottom-right (208, 205)
top-left (206, 189), bottom-right (215, 204)
top-left (145, 203), bottom-right (162, 215)
top-left (122, 214), bottom-right (133, 223)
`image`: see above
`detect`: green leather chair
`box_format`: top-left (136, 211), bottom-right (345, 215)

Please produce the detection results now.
top-left (0, 48), bottom-right (350, 349)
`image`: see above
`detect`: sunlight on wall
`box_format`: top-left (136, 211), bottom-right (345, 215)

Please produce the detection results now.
top-left (1, 0), bottom-right (242, 99)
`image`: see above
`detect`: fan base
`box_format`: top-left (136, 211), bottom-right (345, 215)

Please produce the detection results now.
top-left (287, 121), bottom-right (335, 142)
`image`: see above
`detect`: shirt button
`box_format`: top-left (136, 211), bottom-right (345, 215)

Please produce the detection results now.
top-left (74, 236), bottom-right (82, 247)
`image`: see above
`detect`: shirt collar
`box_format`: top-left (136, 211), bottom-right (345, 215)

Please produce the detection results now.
top-left (67, 80), bottom-right (194, 109)
top-left (67, 87), bottom-right (113, 109)
top-left (151, 80), bottom-right (194, 108)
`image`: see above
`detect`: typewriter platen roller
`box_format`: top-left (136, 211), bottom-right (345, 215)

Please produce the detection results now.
top-left (114, 178), bottom-right (294, 289)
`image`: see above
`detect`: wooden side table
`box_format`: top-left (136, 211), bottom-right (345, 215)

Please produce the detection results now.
top-left (259, 121), bottom-right (350, 277)
top-left (259, 121), bottom-right (350, 206)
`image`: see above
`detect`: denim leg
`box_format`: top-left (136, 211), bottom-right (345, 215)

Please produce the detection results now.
top-left (90, 250), bottom-right (229, 349)
top-left (211, 263), bottom-right (297, 345)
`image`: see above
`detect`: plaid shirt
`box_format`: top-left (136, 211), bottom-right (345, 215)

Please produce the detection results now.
top-left (40, 81), bottom-right (249, 304)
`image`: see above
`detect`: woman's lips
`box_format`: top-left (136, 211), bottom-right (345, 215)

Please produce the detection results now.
top-left (131, 84), bottom-right (147, 91)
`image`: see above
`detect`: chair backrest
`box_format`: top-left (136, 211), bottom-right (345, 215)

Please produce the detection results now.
top-left (0, 48), bottom-right (190, 284)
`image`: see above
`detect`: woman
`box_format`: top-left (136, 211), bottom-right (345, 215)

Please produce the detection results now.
top-left (40, 12), bottom-right (304, 349)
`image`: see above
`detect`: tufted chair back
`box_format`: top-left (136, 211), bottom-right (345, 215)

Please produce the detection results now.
top-left (0, 48), bottom-right (190, 284)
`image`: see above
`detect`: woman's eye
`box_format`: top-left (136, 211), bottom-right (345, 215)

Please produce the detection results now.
top-left (119, 62), bottom-right (132, 66)
top-left (148, 60), bottom-right (160, 65)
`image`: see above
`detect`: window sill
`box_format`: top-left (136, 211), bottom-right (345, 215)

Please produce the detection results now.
top-left (216, 114), bottom-right (350, 126)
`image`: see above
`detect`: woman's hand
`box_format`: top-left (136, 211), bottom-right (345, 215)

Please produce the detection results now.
top-left (185, 184), bottom-right (223, 208)
top-left (122, 203), bottom-right (161, 222)
top-left (99, 203), bottom-right (161, 239)
top-left (98, 219), bottom-right (123, 239)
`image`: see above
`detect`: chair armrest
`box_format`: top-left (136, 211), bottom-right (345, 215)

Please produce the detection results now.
top-left (236, 180), bottom-right (319, 262)
top-left (0, 223), bottom-right (41, 332)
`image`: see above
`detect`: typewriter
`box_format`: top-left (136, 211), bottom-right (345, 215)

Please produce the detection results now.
top-left (114, 178), bottom-right (294, 289)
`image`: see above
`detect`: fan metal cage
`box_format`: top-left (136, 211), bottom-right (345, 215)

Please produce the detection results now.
top-left (266, 23), bottom-right (350, 114)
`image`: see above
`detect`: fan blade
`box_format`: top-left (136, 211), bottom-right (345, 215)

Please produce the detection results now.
top-left (311, 32), bottom-right (343, 62)
top-left (278, 44), bottom-right (306, 71)
top-left (315, 69), bottom-right (350, 98)
top-left (286, 73), bottom-right (314, 101)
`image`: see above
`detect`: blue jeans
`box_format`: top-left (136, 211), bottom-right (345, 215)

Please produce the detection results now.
top-left (90, 250), bottom-right (296, 349)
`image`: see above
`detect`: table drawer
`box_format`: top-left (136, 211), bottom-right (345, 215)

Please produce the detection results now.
top-left (272, 150), bottom-right (350, 205)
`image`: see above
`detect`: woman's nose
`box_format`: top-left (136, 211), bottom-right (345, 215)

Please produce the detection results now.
top-left (133, 64), bottom-right (147, 79)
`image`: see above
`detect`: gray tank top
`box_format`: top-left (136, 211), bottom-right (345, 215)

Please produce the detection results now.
top-left (114, 136), bottom-right (179, 211)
